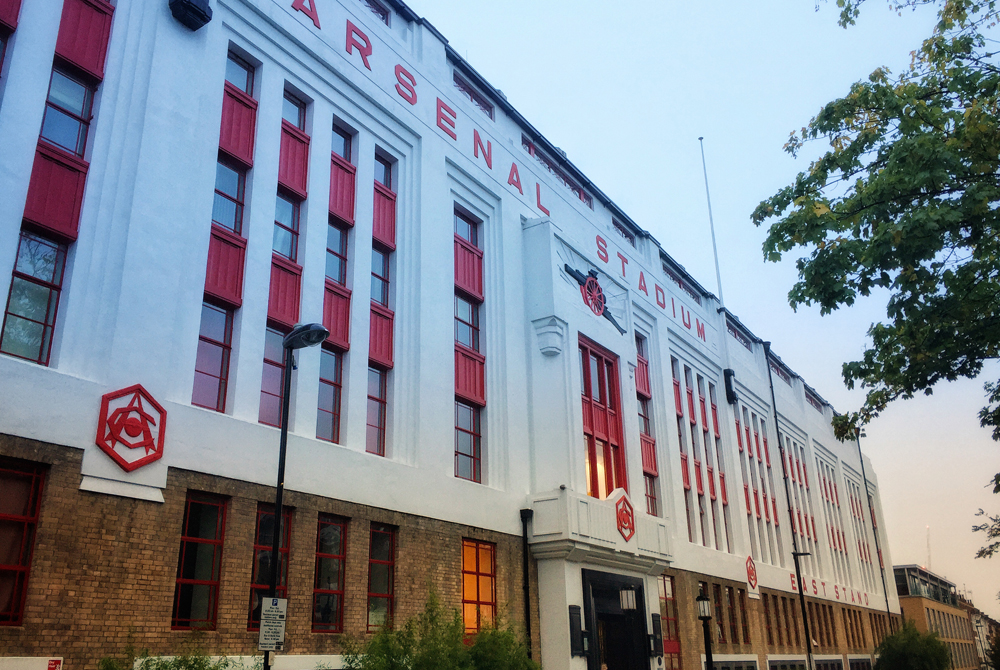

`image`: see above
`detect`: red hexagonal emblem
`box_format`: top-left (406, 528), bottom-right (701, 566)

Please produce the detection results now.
top-left (95, 384), bottom-right (167, 472)
top-left (616, 494), bottom-right (635, 542)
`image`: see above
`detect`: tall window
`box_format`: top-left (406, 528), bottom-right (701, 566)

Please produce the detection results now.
top-left (580, 337), bottom-right (626, 499)
top-left (726, 586), bottom-right (738, 644)
top-left (455, 401), bottom-right (481, 482)
top-left (0, 458), bottom-right (45, 626)
top-left (371, 248), bottom-right (390, 306)
top-left (0, 232), bottom-right (67, 366)
top-left (40, 69), bottom-right (94, 157)
top-left (282, 91), bottom-right (305, 130)
top-left (462, 539), bottom-right (496, 633)
top-left (248, 504), bottom-right (291, 630)
top-left (658, 575), bottom-right (681, 669)
top-left (317, 348), bottom-right (343, 443)
top-left (192, 302), bottom-right (233, 412)
top-left (714, 583), bottom-right (726, 643)
top-left (326, 222), bottom-right (349, 284)
top-left (366, 367), bottom-right (387, 455)
top-left (313, 514), bottom-right (347, 632)
top-left (332, 126), bottom-right (352, 161)
top-left (259, 326), bottom-right (285, 427)
top-left (739, 588), bottom-right (751, 643)
top-left (375, 155), bottom-right (392, 189)
top-left (367, 523), bottom-right (395, 631)
top-left (225, 52), bottom-right (254, 94)
top-left (273, 192), bottom-right (299, 262)
top-left (212, 158), bottom-right (246, 235)
top-left (172, 492), bottom-right (227, 629)
top-left (454, 295), bottom-right (480, 350)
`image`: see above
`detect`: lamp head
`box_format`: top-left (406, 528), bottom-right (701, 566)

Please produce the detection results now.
top-left (283, 323), bottom-right (329, 350)
top-left (696, 594), bottom-right (711, 620)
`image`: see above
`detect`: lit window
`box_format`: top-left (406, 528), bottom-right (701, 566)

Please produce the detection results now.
top-left (375, 155), bottom-right (392, 189)
top-left (259, 327), bottom-right (285, 427)
top-left (366, 367), bottom-right (387, 455)
top-left (0, 232), bottom-right (67, 366)
top-left (225, 51), bottom-right (254, 95)
top-left (453, 72), bottom-right (494, 120)
top-left (367, 523), bottom-right (395, 631)
top-left (282, 91), bottom-right (305, 130)
top-left (332, 125), bottom-right (352, 161)
top-left (371, 247), bottom-right (390, 306)
top-left (461, 539), bottom-right (495, 633)
top-left (0, 458), bottom-right (45, 627)
top-left (326, 221), bottom-right (348, 285)
top-left (454, 295), bottom-right (479, 351)
top-left (192, 302), bottom-right (233, 412)
top-left (316, 348), bottom-right (343, 443)
top-left (172, 492), bottom-right (226, 629)
top-left (40, 69), bottom-right (93, 157)
top-left (273, 192), bottom-right (300, 262)
top-left (455, 401), bottom-right (481, 482)
top-left (247, 503), bottom-right (291, 630)
top-left (580, 338), bottom-right (625, 499)
top-left (313, 514), bottom-right (347, 632)
top-left (362, 0), bottom-right (390, 25)
top-left (212, 158), bottom-right (246, 235)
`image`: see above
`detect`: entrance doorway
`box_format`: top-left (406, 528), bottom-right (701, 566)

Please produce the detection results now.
top-left (582, 569), bottom-right (649, 670)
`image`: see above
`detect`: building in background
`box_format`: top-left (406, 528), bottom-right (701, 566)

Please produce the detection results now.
top-left (0, 1), bottom-right (901, 669)
top-left (894, 565), bottom-right (982, 669)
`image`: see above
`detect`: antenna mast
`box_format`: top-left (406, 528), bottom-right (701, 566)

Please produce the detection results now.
top-left (698, 137), bottom-right (725, 307)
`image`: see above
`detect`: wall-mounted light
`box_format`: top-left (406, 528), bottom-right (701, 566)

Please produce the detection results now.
top-left (620, 587), bottom-right (637, 611)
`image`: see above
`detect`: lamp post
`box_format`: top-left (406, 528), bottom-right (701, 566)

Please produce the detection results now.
top-left (697, 593), bottom-right (714, 670)
top-left (263, 323), bottom-right (328, 670)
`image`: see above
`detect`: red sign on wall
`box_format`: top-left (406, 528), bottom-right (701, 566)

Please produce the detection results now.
top-left (95, 385), bottom-right (167, 472)
top-left (616, 494), bottom-right (635, 542)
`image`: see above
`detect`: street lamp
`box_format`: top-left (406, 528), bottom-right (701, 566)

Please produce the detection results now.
top-left (264, 323), bottom-right (328, 670)
top-left (697, 593), bottom-right (714, 670)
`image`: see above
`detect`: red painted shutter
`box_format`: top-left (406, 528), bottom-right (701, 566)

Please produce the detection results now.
top-left (220, 83), bottom-right (257, 167)
top-left (0, 0), bottom-right (21, 30)
top-left (687, 388), bottom-right (696, 424)
top-left (635, 355), bottom-right (651, 399)
top-left (640, 434), bottom-right (657, 476)
top-left (369, 302), bottom-right (394, 368)
top-left (762, 436), bottom-right (770, 467)
top-left (454, 235), bottom-right (483, 301)
top-left (55, 0), bottom-right (114, 80)
top-left (455, 344), bottom-right (486, 406)
top-left (735, 419), bottom-right (743, 451)
top-left (754, 430), bottom-right (761, 462)
top-left (673, 380), bottom-right (683, 416)
top-left (267, 255), bottom-right (302, 328)
top-left (323, 281), bottom-right (351, 350)
top-left (711, 403), bottom-right (720, 438)
top-left (694, 459), bottom-right (703, 495)
top-left (278, 121), bottom-right (309, 199)
top-left (772, 498), bottom-right (779, 525)
top-left (811, 516), bottom-right (818, 539)
top-left (753, 489), bottom-right (761, 518)
top-left (581, 398), bottom-right (592, 435)
top-left (743, 484), bottom-right (750, 510)
top-left (23, 143), bottom-right (89, 241)
top-left (763, 493), bottom-right (770, 521)
top-left (204, 225), bottom-right (246, 307)
top-left (699, 395), bottom-right (708, 427)
top-left (707, 465), bottom-right (716, 500)
top-left (329, 153), bottom-right (356, 226)
top-left (372, 182), bottom-right (396, 250)
top-left (719, 472), bottom-right (728, 505)
top-left (680, 453), bottom-right (691, 490)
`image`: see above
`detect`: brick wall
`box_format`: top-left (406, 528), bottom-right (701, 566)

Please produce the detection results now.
top-left (0, 435), bottom-right (538, 669)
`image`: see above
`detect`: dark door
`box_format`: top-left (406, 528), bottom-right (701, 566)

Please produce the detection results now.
top-left (582, 569), bottom-right (648, 670)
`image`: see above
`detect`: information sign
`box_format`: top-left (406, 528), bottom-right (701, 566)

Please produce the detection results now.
top-left (258, 597), bottom-right (287, 651)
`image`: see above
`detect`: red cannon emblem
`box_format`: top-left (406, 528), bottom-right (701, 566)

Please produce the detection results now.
top-left (616, 494), bottom-right (635, 542)
top-left (582, 276), bottom-right (606, 317)
top-left (95, 384), bottom-right (167, 472)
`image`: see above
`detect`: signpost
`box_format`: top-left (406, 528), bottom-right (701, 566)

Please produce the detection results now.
top-left (258, 598), bottom-right (287, 652)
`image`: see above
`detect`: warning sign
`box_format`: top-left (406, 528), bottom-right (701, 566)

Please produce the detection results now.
top-left (258, 598), bottom-right (287, 651)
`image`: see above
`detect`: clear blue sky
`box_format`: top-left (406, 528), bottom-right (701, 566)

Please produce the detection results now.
top-left (405, 0), bottom-right (1000, 617)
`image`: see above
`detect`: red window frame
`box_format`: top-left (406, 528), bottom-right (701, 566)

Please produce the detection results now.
top-left (739, 588), bottom-right (751, 643)
top-left (273, 191), bottom-right (300, 263)
top-left (455, 294), bottom-right (480, 352)
top-left (326, 220), bottom-right (349, 285)
top-left (259, 326), bottom-right (286, 427)
top-left (192, 301), bottom-right (233, 412)
top-left (225, 51), bottom-right (254, 95)
top-left (313, 514), bottom-right (347, 632)
top-left (366, 366), bottom-right (387, 455)
top-left (580, 336), bottom-right (626, 499)
top-left (316, 347), bottom-right (343, 444)
top-left (455, 209), bottom-right (479, 246)
top-left (363, 0), bottom-right (390, 25)
top-left (172, 491), bottom-right (227, 630)
top-left (0, 458), bottom-right (45, 626)
top-left (644, 474), bottom-right (657, 517)
top-left (375, 154), bottom-right (392, 190)
top-left (248, 503), bottom-right (292, 631)
top-left (366, 523), bottom-right (396, 631)
top-left (332, 125), bottom-right (352, 161)
top-left (0, 231), bottom-right (67, 366)
top-left (39, 68), bottom-right (94, 158)
top-left (282, 90), bottom-right (306, 130)
top-left (212, 157), bottom-right (246, 235)
top-left (455, 400), bottom-right (482, 482)
top-left (658, 575), bottom-right (681, 665)
top-left (371, 245), bottom-right (390, 307)
top-left (461, 539), bottom-right (496, 633)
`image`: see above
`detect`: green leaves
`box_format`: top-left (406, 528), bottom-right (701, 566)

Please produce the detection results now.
top-left (874, 620), bottom-right (951, 670)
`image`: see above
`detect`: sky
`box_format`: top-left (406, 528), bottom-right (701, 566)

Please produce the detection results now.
top-left (401, 0), bottom-right (1000, 618)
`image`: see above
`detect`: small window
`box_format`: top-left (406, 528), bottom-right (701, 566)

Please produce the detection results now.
top-left (225, 51), bottom-right (254, 95)
top-left (316, 348), bottom-right (343, 443)
top-left (172, 492), bottom-right (227, 629)
top-left (192, 302), bottom-right (233, 412)
top-left (362, 0), bottom-right (390, 25)
top-left (212, 158), bottom-right (246, 235)
top-left (313, 514), bottom-right (347, 632)
top-left (454, 295), bottom-right (479, 351)
top-left (40, 69), bottom-right (94, 157)
top-left (326, 221), bottom-right (349, 285)
top-left (248, 503), bottom-right (292, 630)
top-left (273, 192), bottom-right (300, 262)
top-left (613, 220), bottom-right (636, 247)
top-left (367, 523), bottom-right (396, 630)
top-left (461, 539), bottom-right (495, 633)
top-left (371, 247), bottom-right (390, 306)
top-left (332, 125), bottom-right (352, 162)
top-left (375, 155), bottom-right (392, 190)
top-left (453, 73), bottom-right (494, 120)
top-left (454, 210), bottom-right (478, 247)
top-left (366, 367), bottom-right (387, 456)
top-left (282, 91), bottom-right (305, 130)
top-left (455, 401), bottom-right (481, 482)
top-left (259, 326), bottom-right (286, 427)
top-left (0, 458), bottom-right (46, 627)
top-left (0, 231), bottom-right (67, 366)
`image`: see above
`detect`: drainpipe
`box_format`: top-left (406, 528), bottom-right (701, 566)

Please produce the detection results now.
top-left (764, 341), bottom-right (814, 670)
top-left (855, 430), bottom-right (894, 632)
top-left (520, 508), bottom-right (534, 658)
